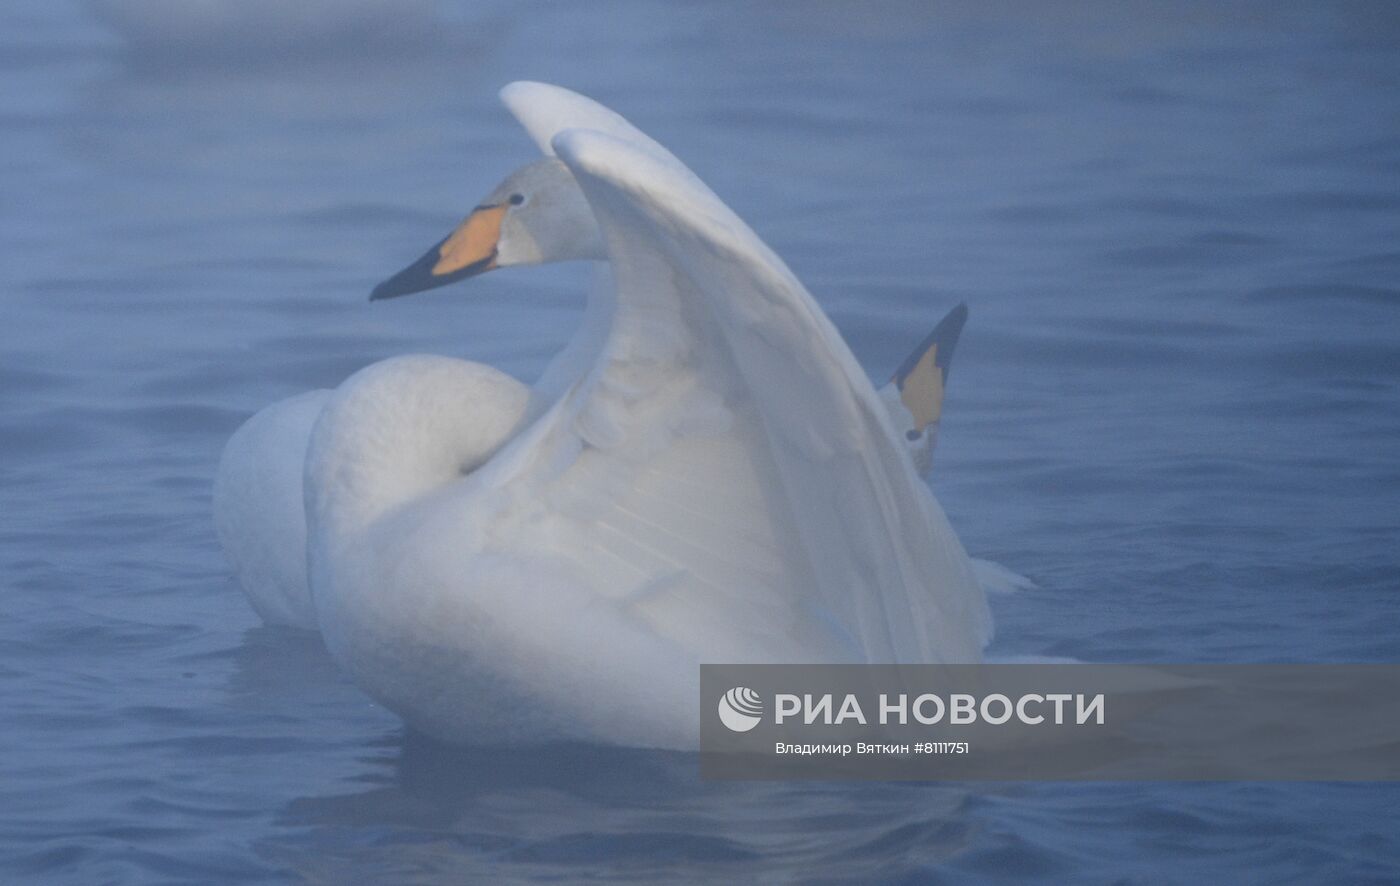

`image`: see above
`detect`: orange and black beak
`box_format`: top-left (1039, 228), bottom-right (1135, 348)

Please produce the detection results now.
top-left (370, 202), bottom-right (509, 300)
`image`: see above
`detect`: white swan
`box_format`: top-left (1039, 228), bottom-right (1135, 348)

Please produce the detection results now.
top-left (214, 82), bottom-right (989, 748)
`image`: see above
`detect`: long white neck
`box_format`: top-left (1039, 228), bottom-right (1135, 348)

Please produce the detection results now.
top-left (305, 355), bottom-right (530, 536)
top-left (527, 263), bottom-right (616, 410)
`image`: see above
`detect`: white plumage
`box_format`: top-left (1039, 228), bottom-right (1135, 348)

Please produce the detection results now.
top-left (214, 82), bottom-right (991, 748)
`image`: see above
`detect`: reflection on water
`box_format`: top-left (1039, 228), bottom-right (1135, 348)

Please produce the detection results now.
top-left (229, 630), bottom-right (977, 883)
top-left (2, 0), bottom-right (1399, 881)
top-left (273, 729), bottom-right (976, 883)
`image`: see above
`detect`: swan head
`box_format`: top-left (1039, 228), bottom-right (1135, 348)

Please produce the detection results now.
top-left (370, 158), bottom-right (604, 300)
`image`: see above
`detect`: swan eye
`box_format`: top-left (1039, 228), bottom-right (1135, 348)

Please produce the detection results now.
top-left (905, 429), bottom-right (922, 442)
top-left (508, 193), bottom-right (525, 206)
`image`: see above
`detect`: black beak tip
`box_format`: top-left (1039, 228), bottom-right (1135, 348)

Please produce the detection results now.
top-left (369, 277), bottom-right (415, 301)
top-left (368, 239), bottom-right (496, 303)
top-left (368, 243), bottom-right (445, 302)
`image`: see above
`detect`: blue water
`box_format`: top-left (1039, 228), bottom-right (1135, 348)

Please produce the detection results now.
top-left (3, 1), bottom-right (1399, 882)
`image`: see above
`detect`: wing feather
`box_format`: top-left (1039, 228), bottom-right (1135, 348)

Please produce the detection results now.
top-left (478, 83), bottom-right (990, 664)
top-left (551, 126), bottom-right (991, 663)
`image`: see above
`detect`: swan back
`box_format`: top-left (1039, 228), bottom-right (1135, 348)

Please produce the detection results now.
top-left (304, 355), bottom-right (529, 537)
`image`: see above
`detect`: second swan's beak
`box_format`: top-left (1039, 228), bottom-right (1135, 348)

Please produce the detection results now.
top-left (370, 202), bottom-right (509, 300)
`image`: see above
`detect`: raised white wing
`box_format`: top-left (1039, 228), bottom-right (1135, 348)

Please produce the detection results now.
top-left (500, 81), bottom-right (669, 159)
top-left (474, 85), bottom-right (990, 664)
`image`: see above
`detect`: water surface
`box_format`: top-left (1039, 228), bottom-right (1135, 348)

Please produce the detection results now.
top-left (3, 1), bottom-right (1399, 882)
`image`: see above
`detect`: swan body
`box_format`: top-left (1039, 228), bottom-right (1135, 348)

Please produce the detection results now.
top-left (213, 388), bottom-right (327, 628)
top-left (215, 82), bottom-right (989, 747)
